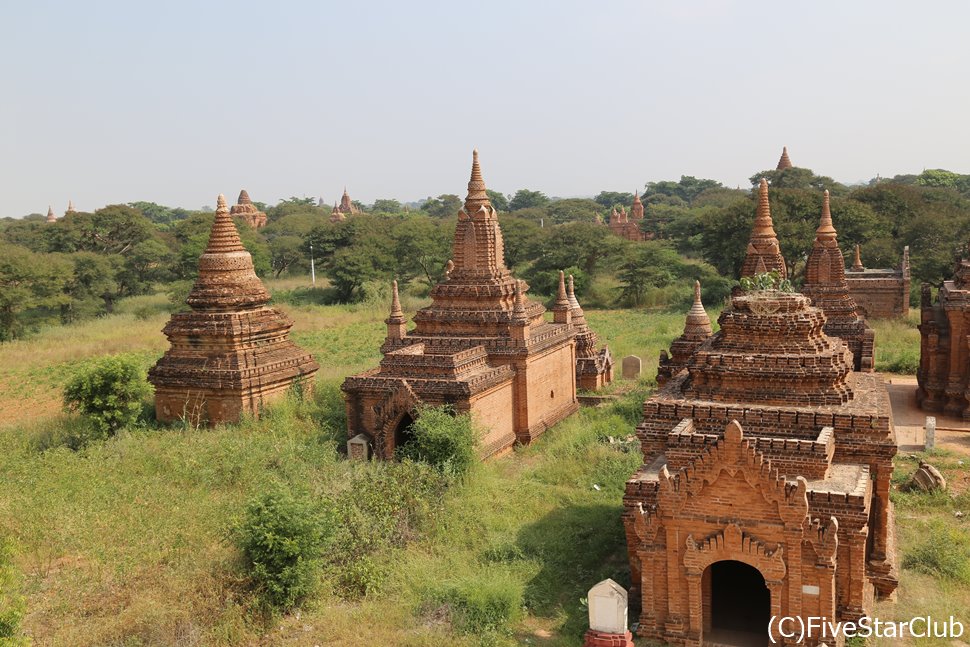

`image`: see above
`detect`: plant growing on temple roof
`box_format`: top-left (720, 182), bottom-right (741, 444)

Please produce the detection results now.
top-left (738, 270), bottom-right (793, 294)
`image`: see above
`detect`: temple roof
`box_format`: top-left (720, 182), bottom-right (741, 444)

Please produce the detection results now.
top-left (185, 194), bottom-right (271, 311)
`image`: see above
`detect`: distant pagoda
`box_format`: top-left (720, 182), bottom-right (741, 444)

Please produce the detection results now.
top-left (148, 194), bottom-right (318, 425)
top-left (776, 146), bottom-right (793, 170)
top-left (46, 206), bottom-right (56, 223)
top-left (229, 189), bottom-right (267, 229)
top-left (740, 179), bottom-right (787, 278)
top-left (65, 200), bottom-right (76, 216)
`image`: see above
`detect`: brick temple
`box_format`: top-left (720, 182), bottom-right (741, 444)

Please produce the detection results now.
top-left (657, 280), bottom-right (713, 387)
top-left (624, 284), bottom-right (898, 645)
top-left (342, 151), bottom-right (586, 459)
top-left (801, 190), bottom-right (875, 372)
top-left (230, 189), bottom-right (267, 229)
top-left (148, 195), bottom-right (319, 425)
top-left (845, 244), bottom-right (911, 319)
top-left (918, 242), bottom-right (970, 417)
top-left (608, 192), bottom-right (649, 241)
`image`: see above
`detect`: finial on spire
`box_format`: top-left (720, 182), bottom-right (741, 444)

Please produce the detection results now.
top-left (694, 279), bottom-right (702, 303)
top-left (390, 279), bottom-right (403, 317)
top-left (217, 194), bottom-right (228, 212)
top-left (512, 279), bottom-right (528, 323)
top-left (816, 189), bottom-right (836, 238)
top-left (684, 279), bottom-right (712, 337)
top-left (463, 149), bottom-right (491, 214)
top-left (751, 178), bottom-right (777, 237)
top-left (568, 274), bottom-right (576, 298)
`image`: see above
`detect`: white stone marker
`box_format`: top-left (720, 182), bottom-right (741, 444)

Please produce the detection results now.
top-left (588, 578), bottom-right (628, 634)
top-left (925, 416), bottom-right (936, 451)
top-left (621, 355), bottom-right (642, 380)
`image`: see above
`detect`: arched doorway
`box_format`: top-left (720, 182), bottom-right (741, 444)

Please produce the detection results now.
top-left (393, 412), bottom-right (416, 455)
top-left (705, 560), bottom-right (770, 646)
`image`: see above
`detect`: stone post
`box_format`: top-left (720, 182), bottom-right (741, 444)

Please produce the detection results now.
top-left (621, 355), bottom-right (642, 379)
top-left (584, 579), bottom-right (635, 647)
top-left (925, 416), bottom-right (936, 451)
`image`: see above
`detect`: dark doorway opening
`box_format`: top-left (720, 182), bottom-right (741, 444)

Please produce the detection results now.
top-left (706, 560), bottom-right (770, 646)
top-left (393, 412), bottom-right (415, 454)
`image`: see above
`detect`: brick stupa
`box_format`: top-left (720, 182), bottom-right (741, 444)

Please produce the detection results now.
top-left (801, 190), bottom-right (875, 371)
top-left (657, 280), bottom-right (713, 386)
top-left (623, 286), bottom-right (897, 645)
top-left (740, 179), bottom-right (787, 279)
top-left (230, 189), bottom-right (267, 229)
top-left (148, 195), bottom-right (319, 425)
top-left (776, 145), bottom-right (793, 170)
top-left (568, 274), bottom-right (613, 390)
top-left (609, 193), bottom-right (648, 241)
top-left (46, 206), bottom-right (56, 223)
top-left (918, 241), bottom-right (970, 417)
top-left (342, 151), bottom-right (582, 458)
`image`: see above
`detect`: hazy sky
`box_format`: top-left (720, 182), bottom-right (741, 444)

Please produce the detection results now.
top-left (3, 0), bottom-right (969, 217)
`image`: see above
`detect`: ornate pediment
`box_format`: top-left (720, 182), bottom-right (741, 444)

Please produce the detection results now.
top-left (684, 522), bottom-right (787, 581)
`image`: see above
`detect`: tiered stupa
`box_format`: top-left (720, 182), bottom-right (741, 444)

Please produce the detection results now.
top-left (338, 187), bottom-right (361, 215)
top-left (46, 206), bottom-right (56, 223)
top-left (918, 241), bottom-right (970, 417)
top-left (776, 146), bottom-right (793, 170)
top-left (229, 189), bottom-right (267, 229)
top-left (567, 274), bottom-right (613, 390)
top-left (740, 179), bottom-right (787, 278)
top-left (342, 151), bottom-right (584, 458)
top-left (65, 200), bottom-right (76, 216)
top-left (148, 195), bottom-right (319, 425)
top-left (801, 190), bottom-right (875, 371)
top-left (657, 280), bottom-right (713, 386)
top-left (622, 282), bottom-right (898, 645)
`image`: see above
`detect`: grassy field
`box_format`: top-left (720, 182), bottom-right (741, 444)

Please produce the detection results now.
top-left (0, 285), bottom-right (959, 646)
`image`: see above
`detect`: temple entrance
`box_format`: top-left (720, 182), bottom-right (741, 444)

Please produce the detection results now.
top-left (705, 560), bottom-right (770, 647)
top-left (393, 412), bottom-right (416, 455)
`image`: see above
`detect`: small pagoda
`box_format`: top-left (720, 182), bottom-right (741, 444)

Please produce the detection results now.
top-left (568, 274), bottom-right (613, 390)
top-left (608, 193), bottom-right (648, 241)
top-left (342, 151), bottom-right (582, 459)
top-left (657, 280), bottom-right (713, 386)
top-left (776, 145), bottom-right (793, 170)
top-left (46, 206), bottom-right (56, 223)
top-left (740, 179), bottom-right (787, 278)
top-left (148, 195), bottom-right (318, 425)
top-left (229, 189), bottom-right (267, 229)
top-left (801, 190), bottom-right (875, 371)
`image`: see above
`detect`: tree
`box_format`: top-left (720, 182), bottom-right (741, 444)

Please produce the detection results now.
top-left (645, 176), bottom-right (723, 205)
top-left (52, 205), bottom-right (158, 256)
top-left (269, 235), bottom-right (307, 278)
top-left (546, 198), bottom-right (602, 224)
top-left (421, 194), bottom-right (462, 219)
top-left (392, 216), bottom-right (450, 286)
top-left (509, 189), bottom-right (549, 211)
top-left (0, 244), bottom-right (70, 341)
top-left (62, 252), bottom-right (119, 321)
top-left (372, 199), bottom-right (402, 213)
top-left (485, 190), bottom-right (509, 212)
top-left (594, 191), bottom-right (634, 209)
top-left (498, 216), bottom-right (546, 268)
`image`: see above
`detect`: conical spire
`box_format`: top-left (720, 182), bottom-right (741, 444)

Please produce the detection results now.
top-left (683, 280), bottom-right (713, 337)
top-left (777, 146), bottom-right (793, 170)
top-left (186, 194), bottom-right (270, 310)
top-left (66, 200), bottom-right (76, 215)
top-left (387, 279), bottom-right (405, 323)
top-left (463, 149), bottom-right (492, 214)
top-left (556, 270), bottom-right (569, 306)
top-left (237, 189), bottom-right (252, 205)
top-left (46, 206), bottom-right (56, 223)
top-left (753, 179), bottom-right (777, 237)
top-left (204, 194), bottom-right (247, 254)
top-left (552, 270), bottom-right (571, 324)
top-left (568, 275), bottom-right (589, 328)
top-left (816, 190), bottom-right (837, 239)
top-left (852, 244), bottom-right (864, 272)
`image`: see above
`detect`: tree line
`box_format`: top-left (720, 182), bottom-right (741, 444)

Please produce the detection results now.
top-left (2, 165), bottom-right (970, 341)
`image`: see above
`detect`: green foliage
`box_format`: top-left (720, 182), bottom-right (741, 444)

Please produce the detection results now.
top-left (903, 518), bottom-right (970, 583)
top-left (397, 406), bottom-right (477, 478)
top-left (0, 243), bottom-right (70, 341)
top-left (485, 189), bottom-right (509, 212)
top-left (508, 189), bottom-right (549, 211)
top-left (738, 271), bottom-right (793, 293)
top-left (617, 241), bottom-right (731, 308)
top-left (645, 175), bottom-right (723, 205)
top-left (593, 191), bottom-right (634, 210)
top-left (62, 354), bottom-right (151, 436)
top-left (236, 483), bottom-right (333, 611)
top-left (371, 198), bottom-right (402, 213)
top-left (437, 573), bottom-right (524, 635)
top-left (0, 537), bottom-right (26, 645)
top-left (422, 194), bottom-right (462, 219)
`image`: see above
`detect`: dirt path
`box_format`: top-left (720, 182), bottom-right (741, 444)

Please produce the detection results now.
top-left (887, 374), bottom-right (970, 455)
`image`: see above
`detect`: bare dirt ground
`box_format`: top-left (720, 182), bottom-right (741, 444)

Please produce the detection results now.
top-left (887, 374), bottom-right (970, 455)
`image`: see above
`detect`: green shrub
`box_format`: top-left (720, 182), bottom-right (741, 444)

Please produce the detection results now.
top-left (903, 518), bottom-right (970, 582)
top-left (0, 538), bottom-right (26, 645)
top-left (439, 573), bottom-right (524, 635)
top-left (739, 270), bottom-right (793, 293)
top-left (397, 406), bottom-right (477, 478)
top-left (63, 354), bottom-right (151, 436)
top-left (236, 483), bottom-right (334, 611)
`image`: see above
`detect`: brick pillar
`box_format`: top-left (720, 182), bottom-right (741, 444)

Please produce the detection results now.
top-left (583, 629), bottom-right (635, 647)
top-left (585, 579), bottom-right (635, 647)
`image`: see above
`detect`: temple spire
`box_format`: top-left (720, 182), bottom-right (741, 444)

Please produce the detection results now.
top-left (204, 194), bottom-right (246, 254)
top-left (238, 189), bottom-right (252, 205)
top-left (816, 190), bottom-right (836, 239)
top-left (568, 274), bottom-right (589, 329)
top-left (553, 270), bottom-right (572, 325)
top-left (512, 280), bottom-right (528, 323)
top-left (684, 280), bottom-right (713, 337)
top-left (463, 149), bottom-right (492, 214)
top-left (740, 179), bottom-right (787, 279)
top-left (753, 178), bottom-right (776, 237)
top-left (777, 146), bottom-right (793, 170)
top-left (388, 279), bottom-right (404, 322)
top-left (65, 200), bottom-right (76, 215)
top-left (852, 244), bottom-right (864, 272)
top-left (46, 206), bottom-right (56, 223)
